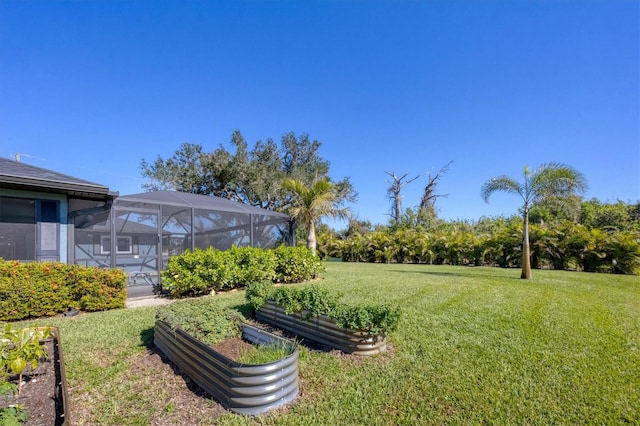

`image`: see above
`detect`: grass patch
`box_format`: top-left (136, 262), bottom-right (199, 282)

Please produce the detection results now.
top-left (237, 341), bottom-right (294, 365)
top-left (16, 264), bottom-right (640, 425)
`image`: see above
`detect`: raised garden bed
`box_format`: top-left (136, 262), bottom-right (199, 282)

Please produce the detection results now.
top-left (154, 320), bottom-right (298, 415)
top-left (256, 300), bottom-right (388, 356)
top-left (1, 326), bottom-right (70, 425)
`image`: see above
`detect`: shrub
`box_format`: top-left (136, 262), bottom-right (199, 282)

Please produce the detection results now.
top-left (273, 245), bottom-right (325, 283)
top-left (226, 246), bottom-right (277, 288)
top-left (0, 260), bottom-right (126, 321)
top-left (66, 266), bottom-right (127, 311)
top-left (162, 247), bottom-right (230, 297)
top-left (162, 245), bottom-right (323, 298)
top-left (162, 247), bottom-right (276, 298)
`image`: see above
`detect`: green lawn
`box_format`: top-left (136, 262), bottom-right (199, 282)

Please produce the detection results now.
top-left (24, 263), bottom-right (640, 425)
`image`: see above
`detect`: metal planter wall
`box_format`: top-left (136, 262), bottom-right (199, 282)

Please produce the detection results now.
top-left (154, 320), bottom-right (299, 415)
top-left (49, 327), bottom-right (71, 426)
top-left (256, 300), bottom-right (387, 356)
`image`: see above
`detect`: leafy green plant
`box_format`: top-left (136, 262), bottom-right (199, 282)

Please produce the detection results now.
top-left (0, 380), bottom-right (25, 424)
top-left (245, 281), bottom-right (275, 311)
top-left (156, 297), bottom-right (245, 345)
top-left (0, 403), bottom-right (29, 425)
top-left (0, 324), bottom-right (51, 394)
top-left (335, 304), bottom-right (402, 335)
top-left (246, 282), bottom-right (401, 335)
top-left (273, 245), bottom-right (325, 283)
top-left (0, 324), bottom-right (51, 424)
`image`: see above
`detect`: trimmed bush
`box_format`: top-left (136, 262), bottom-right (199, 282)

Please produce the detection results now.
top-left (273, 245), bottom-right (325, 283)
top-left (162, 245), bottom-right (323, 298)
top-left (0, 260), bottom-right (126, 321)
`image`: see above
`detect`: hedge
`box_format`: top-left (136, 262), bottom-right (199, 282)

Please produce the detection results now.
top-left (161, 245), bottom-right (325, 298)
top-left (0, 260), bottom-right (127, 321)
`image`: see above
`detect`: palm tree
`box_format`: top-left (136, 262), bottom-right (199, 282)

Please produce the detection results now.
top-left (481, 163), bottom-right (587, 279)
top-left (282, 177), bottom-right (349, 256)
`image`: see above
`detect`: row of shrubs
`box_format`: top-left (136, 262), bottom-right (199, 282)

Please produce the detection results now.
top-left (0, 260), bottom-right (127, 321)
top-left (318, 222), bottom-right (640, 274)
top-left (161, 245), bottom-right (325, 298)
top-left (246, 282), bottom-right (401, 335)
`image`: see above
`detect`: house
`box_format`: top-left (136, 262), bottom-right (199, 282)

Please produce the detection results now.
top-left (0, 157), bottom-right (116, 263)
top-left (0, 158), bottom-right (292, 295)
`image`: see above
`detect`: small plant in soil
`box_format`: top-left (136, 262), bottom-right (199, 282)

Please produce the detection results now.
top-left (0, 324), bottom-right (51, 423)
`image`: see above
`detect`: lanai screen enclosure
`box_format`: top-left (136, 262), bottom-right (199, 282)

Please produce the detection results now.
top-left (70, 191), bottom-right (292, 296)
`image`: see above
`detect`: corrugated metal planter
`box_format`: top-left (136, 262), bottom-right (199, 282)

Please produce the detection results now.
top-left (154, 320), bottom-right (298, 415)
top-left (256, 300), bottom-right (387, 356)
top-left (49, 327), bottom-right (71, 426)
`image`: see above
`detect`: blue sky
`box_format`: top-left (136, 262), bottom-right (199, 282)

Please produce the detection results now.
top-left (1, 0), bottom-right (638, 227)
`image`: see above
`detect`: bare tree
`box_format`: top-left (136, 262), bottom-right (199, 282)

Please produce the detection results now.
top-left (419, 160), bottom-right (453, 214)
top-left (385, 171), bottom-right (421, 223)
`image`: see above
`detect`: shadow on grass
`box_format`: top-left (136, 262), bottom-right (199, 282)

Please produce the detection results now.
top-left (140, 326), bottom-right (155, 347)
top-left (386, 266), bottom-right (522, 280)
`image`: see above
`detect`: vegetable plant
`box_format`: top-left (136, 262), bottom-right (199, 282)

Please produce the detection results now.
top-left (0, 324), bottom-right (51, 423)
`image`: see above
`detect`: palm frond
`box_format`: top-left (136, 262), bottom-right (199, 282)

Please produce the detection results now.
top-left (481, 176), bottom-right (523, 203)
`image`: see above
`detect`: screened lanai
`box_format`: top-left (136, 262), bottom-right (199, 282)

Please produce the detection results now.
top-left (69, 191), bottom-right (292, 295)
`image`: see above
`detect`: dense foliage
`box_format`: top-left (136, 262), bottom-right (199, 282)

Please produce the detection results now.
top-left (318, 214), bottom-right (640, 275)
top-left (272, 245), bottom-right (325, 283)
top-left (0, 260), bottom-right (127, 321)
top-left (162, 245), bottom-right (325, 297)
top-left (246, 282), bottom-right (402, 335)
top-left (140, 130), bottom-right (356, 212)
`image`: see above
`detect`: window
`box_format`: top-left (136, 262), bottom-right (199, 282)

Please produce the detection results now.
top-left (0, 197), bottom-right (36, 260)
top-left (100, 235), bottom-right (133, 254)
top-left (0, 197), bottom-right (36, 223)
top-left (38, 200), bottom-right (59, 222)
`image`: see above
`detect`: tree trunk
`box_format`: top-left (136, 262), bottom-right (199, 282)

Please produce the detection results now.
top-left (307, 220), bottom-right (317, 256)
top-left (394, 196), bottom-right (401, 223)
top-left (521, 210), bottom-right (532, 279)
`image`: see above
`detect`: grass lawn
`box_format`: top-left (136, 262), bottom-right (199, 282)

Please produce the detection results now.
top-left (22, 263), bottom-right (640, 425)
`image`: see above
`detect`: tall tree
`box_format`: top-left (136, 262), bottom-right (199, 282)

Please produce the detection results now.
top-left (481, 163), bottom-right (587, 279)
top-left (140, 130), bottom-right (356, 212)
top-left (385, 171), bottom-right (420, 223)
top-left (282, 177), bottom-right (349, 255)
